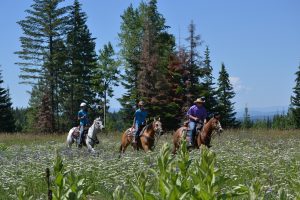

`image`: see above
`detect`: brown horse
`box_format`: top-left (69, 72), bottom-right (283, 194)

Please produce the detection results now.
top-left (119, 118), bottom-right (163, 155)
top-left (172, 114), bottom-right (223, 154)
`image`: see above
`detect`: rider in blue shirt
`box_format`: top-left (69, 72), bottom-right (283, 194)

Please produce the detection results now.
top-left (78, 102), bottom-right (89, 147)
top-left (132, 101), bottom-right (148, 143)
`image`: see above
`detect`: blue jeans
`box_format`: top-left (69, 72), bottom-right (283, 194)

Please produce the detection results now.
top-left (187, 121), bottom-right (196, 146)
top-left (78, 125), bottom-right (84, 145)
top-left (134, 123), bottom-right (141, 140)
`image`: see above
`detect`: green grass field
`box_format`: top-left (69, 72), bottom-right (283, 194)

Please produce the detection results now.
top-left (0, 130), bottom-right (299, 199)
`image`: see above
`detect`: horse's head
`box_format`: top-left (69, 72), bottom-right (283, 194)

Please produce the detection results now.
top-left (153, 117), bottom-right (163, 135)
top-left (94, 117), bottom-right (104, 131)
top-left (211, 114), bottom-right (223, 134)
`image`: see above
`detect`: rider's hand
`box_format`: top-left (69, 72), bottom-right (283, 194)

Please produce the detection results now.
top-left (194, 117), bottom-right (199, 122)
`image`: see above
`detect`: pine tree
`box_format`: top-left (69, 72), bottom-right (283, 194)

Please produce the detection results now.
top-left (242, 105), bottom-right (252, 129)
top-left (37, 91), bottom-right (53, 133)
top-left (290, 64), bottom-right (300, 128)
top-left (200, 46), bottom-right (218, 116)
top-left (16, 0), bottom-right (71, 132)
top-left (166, 54), bottom-right (189, 127)
top-left (137, 0), bottom-right (176, 129)
top-left (118, 4), bottom-right (143, 123)
top-left (0, 67), bottom-right (15, 132)
top-left (63, 0), bottom-right (97, 126)
top-left (118, 0), bottom-right (176, 129)
top-left (185, 21), bottom-right (203, 106)
top-left (13, 107), bottom-right (28, 132)
top-left (94, 42), bottom-right (120, 127)
top-left (216, 63), bottom-right (239, 128)
top-left (25, 82), bottom-right (47, 133)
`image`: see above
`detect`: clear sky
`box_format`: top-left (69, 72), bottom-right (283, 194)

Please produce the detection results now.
top-left (0, 0), bottom-right (299, 111)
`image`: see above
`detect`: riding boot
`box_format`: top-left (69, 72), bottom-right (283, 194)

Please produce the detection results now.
top-left (186, 136), bottom-right (193, 148)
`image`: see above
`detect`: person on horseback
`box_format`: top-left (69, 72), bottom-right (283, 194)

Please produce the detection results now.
top-left (132, 101), bottom-right (148, 144)
top-left (78, 102), bottom-right (89, 148)
top-left (186, 97), bottom-right (208, 148)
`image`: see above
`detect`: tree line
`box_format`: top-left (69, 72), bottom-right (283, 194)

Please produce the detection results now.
top-left (0, 0), bottom-right (299, 133)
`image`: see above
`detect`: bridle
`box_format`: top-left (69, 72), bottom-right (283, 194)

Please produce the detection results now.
top-left (140, 121), bottom-right (163, 148)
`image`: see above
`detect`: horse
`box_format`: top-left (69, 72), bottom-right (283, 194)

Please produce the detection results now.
top-left (119, 118), bottom-right (163, 155)
top-left (172, 114), bottom-right (223, 154)
top-left (66, 117), bottom-right (104, 153)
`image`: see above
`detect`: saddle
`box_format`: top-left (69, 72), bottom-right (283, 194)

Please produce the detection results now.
top-left (72, 126), bottom-right (89, 138)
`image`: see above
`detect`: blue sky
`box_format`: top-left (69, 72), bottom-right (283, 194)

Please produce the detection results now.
top-left (0, 0), bottom-right (299, 111)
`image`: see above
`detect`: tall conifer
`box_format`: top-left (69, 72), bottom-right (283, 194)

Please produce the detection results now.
top-left (216, 63), bottom-right (238, 128)
top-left (94, 42), bottom-right (120, 127)
top-left (200, 46), bottom-right (218, 115)
top-left (118, 4), bottom-right (143, 122)
top-left (63, 0), bottom-right (97, 126)
top-left (290, 64), bottom-right (300, 128)
top-left (185, 21), bottom-right (203, 106)
top-left (0, 67), bottom-right (15, 132)
top-left (16, 0), bottom-right (70, 131)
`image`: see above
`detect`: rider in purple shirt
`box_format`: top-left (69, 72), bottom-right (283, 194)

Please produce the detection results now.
top-left (186, 97), bottom-right (208, 147)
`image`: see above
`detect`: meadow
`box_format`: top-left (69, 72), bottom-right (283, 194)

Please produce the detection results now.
top-left (0, 129), bottom-right (299, 199)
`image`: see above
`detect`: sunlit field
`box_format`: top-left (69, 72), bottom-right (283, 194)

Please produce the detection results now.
top-left (0, 130), bottom-right (299, 199)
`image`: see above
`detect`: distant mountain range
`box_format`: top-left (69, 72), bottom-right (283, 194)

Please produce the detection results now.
top-left (236, 105), bottom-right (289, 121)
top-left (109, 105), bottom-right (290, 121)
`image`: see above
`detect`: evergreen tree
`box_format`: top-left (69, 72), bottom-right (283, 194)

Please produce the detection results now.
top-left (166, 54), bottom-right (189, 127)
top-left (118, 0), bottom-right (176, 129)
top-left (13, 107), bottom-right (28, 132)
top-left (0, 68), bottom-right (15, 132)
top-left (290, 64), bottom-right (300, 128)
top-left (118, 4), bottom-right (143, 123)
top-left (242, 104), bottom-right (252, 129)
top-left (25, 82), bottom-right (46, 133)
top-left (216, 63), bottom-right (239, 128)
top-left (185, 21), bottom-right (203, 107)
top-left (63, 0), bottom-right (97, 127)
top-left (200, 46), bottom-right (218, 115)
top-left (16, 0), bottom-right (71, 132)
top-left (37, 91), bottom-right (53, 133)
top-left (137, 0), bottom-right (176, 129)
top-left (94, 42), bottom-right (120, 127)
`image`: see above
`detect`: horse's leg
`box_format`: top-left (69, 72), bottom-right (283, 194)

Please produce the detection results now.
top-left (66, 133), bottom-right (73, 148)
top-left (86, 139), bottom-right (95, 153)
top-left (119, 134), bottom-right (130, 157)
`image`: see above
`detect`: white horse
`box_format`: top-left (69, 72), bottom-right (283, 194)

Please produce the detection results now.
top-left (66, 117), bottom-right (104, 152)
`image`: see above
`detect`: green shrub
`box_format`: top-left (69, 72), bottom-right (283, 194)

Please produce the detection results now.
top-left (113, 140), bottom-right (252, 200)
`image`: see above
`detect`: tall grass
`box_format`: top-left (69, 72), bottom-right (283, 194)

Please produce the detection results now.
top-left (0, 130), bottom-right (299, 199)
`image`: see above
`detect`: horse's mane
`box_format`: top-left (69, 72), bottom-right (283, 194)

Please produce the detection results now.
top-left (144, 123), bottom-right (153, 132)
top-left (142, 120), bottom-right (156, 132)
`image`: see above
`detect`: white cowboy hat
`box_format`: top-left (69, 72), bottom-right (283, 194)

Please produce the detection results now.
top-left (80, 102), bottom-right (87, 107)
top-left (194, 98), bottom-right (205, 104)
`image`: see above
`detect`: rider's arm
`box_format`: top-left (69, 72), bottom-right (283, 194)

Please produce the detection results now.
top-left (188, 114), bottom-right (198, 121)
top-left (132, 117), bottom-right (136, 127)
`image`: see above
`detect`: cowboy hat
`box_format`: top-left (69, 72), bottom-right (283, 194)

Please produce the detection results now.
top-left (194, 97), bottom-right (205, 104)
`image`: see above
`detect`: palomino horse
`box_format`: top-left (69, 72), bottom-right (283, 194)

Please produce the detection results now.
top-left (66, 117), bottom-right (104, 152)
top-left (119, 118), bottom-right (163, 155)
top-left (172, 114), bottom-right (223, 154)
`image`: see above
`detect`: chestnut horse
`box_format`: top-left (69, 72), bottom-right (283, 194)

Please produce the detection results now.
top-left (172, 114), bottom-right (223, 154)
top-left (119, 118), bottom-right (163, 155)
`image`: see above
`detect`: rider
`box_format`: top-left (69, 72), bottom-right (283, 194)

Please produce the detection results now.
top-left (78, 102), bottom-right (89, 147)
top-left (132, 101), bottom-right (148, 144)
top-left (186, 97), bottom-right (208, 148)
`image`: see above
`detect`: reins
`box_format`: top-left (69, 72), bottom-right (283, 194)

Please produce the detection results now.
top-left (140, 121), bottom-right (162, 148)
